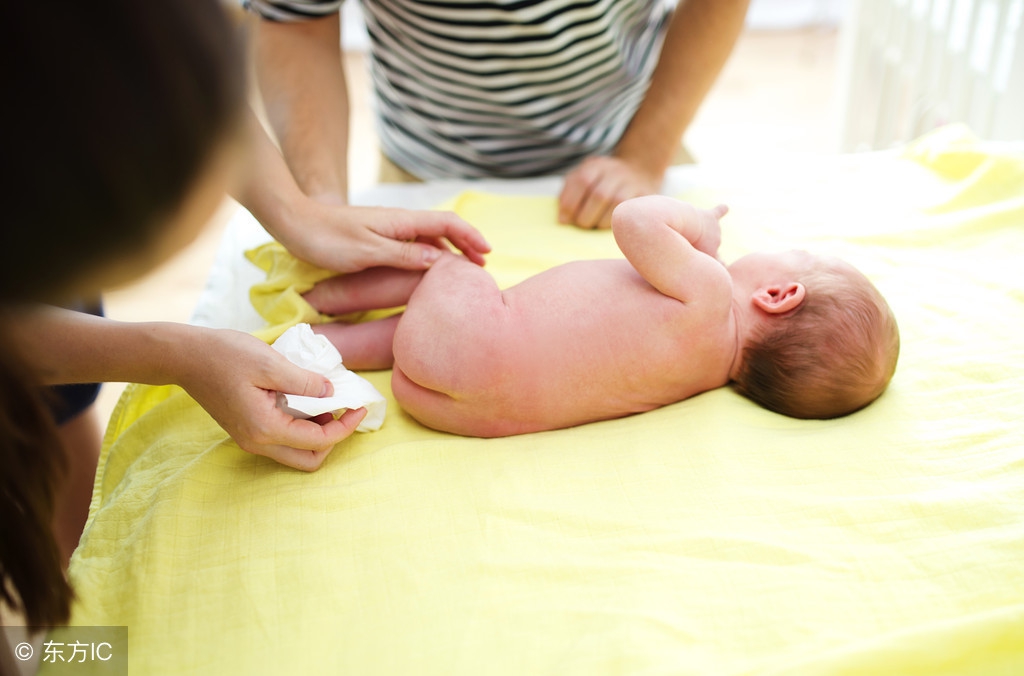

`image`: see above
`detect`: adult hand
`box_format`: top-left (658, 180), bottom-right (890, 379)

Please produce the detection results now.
top-left (236, 110), bottom-right (491, 276)
top-left (177, 328), bottom-right (365, 472)
top-left (558, 156), bottom-right (662, 230)
top-left (11, 307), bottom-right (364, 472)
top-left (277, 196), bottom-right (492, 274)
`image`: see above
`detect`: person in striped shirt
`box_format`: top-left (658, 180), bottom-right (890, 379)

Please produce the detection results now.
top-left (246, 0), bottom-right (750, 229)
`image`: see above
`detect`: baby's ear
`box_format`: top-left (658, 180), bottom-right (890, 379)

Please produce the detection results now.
top-left (752, 282), bottom-right (806, 314)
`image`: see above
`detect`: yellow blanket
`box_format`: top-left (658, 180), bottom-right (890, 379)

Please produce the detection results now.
top-left (60, 127), bottom-right (1024, 675)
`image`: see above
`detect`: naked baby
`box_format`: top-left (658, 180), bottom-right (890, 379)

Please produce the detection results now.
top-left (304, 196), bottom-right (900, 437)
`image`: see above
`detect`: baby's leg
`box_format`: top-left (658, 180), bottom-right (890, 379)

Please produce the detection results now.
top-left (393, 252), bottom-right (507, 395)
top-left (303, 267), bottom-right (425, 315)
top-left (305, 268), bottom-right (422, 370)
top-left (315, 314), bottom-right (401, 370)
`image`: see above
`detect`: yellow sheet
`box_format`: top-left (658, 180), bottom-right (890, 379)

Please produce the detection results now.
top-left (58, 127), bottom-right (1024, 675)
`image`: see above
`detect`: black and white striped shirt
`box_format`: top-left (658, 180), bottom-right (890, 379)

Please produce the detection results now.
top-left (247, 0), bottom-right (671, 179)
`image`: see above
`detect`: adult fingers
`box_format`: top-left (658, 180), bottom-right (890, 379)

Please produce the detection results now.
top-left (259, 445), bottom-right (333, 473)
top-left (251, 408), bottom-right (367, 472)
top-left (421, 213), bottom-right (491, 266)
top-left (363, 220), bottom-right (486, 270)
top-left (559, 158), bottom-right (629, 229)
top-left (415, 235), bottom-right (449, 252)
top-left (365, 238), bottom-right (447, 270)
top-left (389, 211), bottom-right (491, 266)
top-left (281, 407), bottom-right (366, 451)
top-left (267, 356), bottom-right (335, 398)
top-left (558, 164), bottom-right (595, 225)
top-left (573, 178), bottom-right (623, 230)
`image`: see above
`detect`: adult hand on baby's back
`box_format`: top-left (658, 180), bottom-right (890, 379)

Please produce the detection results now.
top-left (280, 198), bottom-right (491, 274)
top-left (558, 156), bottom-right (662, 230)
top-left (178, 328), bottom-right (364, 472)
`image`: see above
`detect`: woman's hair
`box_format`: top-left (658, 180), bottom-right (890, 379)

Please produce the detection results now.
top-left (0, 324), bottom-right (72, 629)
top-left (733, 264), bottom-right (900, 419)
top-left (1, 0), bottom-right (244, 628)
top-left (4, 0), bottom-right (245, 304)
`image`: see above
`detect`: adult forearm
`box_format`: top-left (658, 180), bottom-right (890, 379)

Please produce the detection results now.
top-left (9, 306), bottom-right (205, 388)
top-left (615, 0), bottom-right (750, 173)
top-left (10, 305), bottom-right (368, 470)
top-left (254, 14), bottom-right (350, 201)
top-left (233, 108), bottom-right (311, 246)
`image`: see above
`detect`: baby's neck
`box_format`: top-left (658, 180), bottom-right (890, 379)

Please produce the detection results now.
top-left (726, 300), bottom-right (754, 382)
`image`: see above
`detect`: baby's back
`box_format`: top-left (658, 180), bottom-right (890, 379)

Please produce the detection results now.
top-left (392, 256), bottom-right (733, 437)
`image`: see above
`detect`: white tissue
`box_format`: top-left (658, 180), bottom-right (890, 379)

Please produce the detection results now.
top-left (270, 323), bottom-right (386, 432)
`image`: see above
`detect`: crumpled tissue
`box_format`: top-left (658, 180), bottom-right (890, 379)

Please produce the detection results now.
top-left (270, 323), bottom-right (386, 432)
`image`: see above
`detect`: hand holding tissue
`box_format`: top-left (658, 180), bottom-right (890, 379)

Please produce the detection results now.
top-left (270, 323), bottom-right (386, 432)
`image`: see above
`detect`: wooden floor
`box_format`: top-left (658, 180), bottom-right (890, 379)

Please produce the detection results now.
top-left (96, 27), bottom-right (841, 423)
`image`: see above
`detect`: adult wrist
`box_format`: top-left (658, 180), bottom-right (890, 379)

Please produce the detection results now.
top-left (130, 321), bottom-right (204, 388)
top-left (613, 138), bottom-right (674, 181)
top-left (238, 175), bottom-right (308, 246)
top-left (309, 191), bottom-right (346, 207)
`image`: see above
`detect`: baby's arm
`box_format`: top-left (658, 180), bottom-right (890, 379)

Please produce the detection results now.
top-left (611, 196), bottom-right (729, 304)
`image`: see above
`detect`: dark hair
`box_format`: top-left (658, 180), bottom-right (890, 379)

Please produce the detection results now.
top-left (0, 323), bottom-right (72, 629)
top-left (733, 266), bottom-right (900, 419)
top-left (4, 0), bottom-right (245, 303)
top-left (1, 0), bottom-right (244, 628)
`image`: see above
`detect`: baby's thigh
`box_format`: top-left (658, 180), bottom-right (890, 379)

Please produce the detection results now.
top-left (393, 253), bottom-right (506, 393)
top-left (390, 366), bottom-right (459, 433)
top-left (304, 267), bottom-right (424, 315)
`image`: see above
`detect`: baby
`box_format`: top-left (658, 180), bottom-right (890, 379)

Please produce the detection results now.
top-left (304, 196), bottom-right (900, 437)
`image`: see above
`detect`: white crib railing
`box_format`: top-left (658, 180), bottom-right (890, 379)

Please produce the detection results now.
top-left (837, 0), bottom-right (1024, 150)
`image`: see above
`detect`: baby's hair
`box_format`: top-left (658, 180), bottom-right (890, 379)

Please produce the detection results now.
top-left (734, 264), bottom-right (899, 419)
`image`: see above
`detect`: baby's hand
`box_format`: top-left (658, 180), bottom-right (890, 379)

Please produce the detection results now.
top-left (691, 204), bottom-right (728, 259)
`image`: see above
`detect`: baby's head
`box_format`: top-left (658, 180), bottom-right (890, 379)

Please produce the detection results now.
top-left (729, 251), bottom-right (899, 419)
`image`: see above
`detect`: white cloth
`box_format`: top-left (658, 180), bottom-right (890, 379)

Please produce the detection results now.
top-left (270, 323), bottom-right (386, 432)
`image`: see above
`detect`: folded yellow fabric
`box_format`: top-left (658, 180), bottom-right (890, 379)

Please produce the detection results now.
top-left (245, 242), bottom-right (338, 343)
top-left (58, 127), bottom-right (1024, 675)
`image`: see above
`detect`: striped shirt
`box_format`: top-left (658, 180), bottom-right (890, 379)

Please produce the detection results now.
top-left (246, 0), bottom-right (671, 179)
